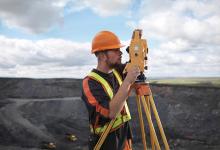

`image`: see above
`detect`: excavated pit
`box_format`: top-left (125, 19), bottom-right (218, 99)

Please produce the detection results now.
top-left (0, 78), bottom-right (220, 150)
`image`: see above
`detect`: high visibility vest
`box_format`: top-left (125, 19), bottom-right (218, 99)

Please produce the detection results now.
top-left (88, 69), bottom-right (131, 135)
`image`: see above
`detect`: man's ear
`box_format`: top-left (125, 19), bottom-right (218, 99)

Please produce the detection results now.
top-left (101, 52), bottom-right (108, 61)
top-left (97, 51), bottom-right (107, 61)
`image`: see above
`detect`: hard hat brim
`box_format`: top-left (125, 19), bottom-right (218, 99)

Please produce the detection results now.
top-left (92, 44), bottom-right (125, 53)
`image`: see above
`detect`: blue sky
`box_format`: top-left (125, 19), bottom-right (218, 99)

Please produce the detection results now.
top-left (0, 1), bottom-right (136, 42)
top-left (0, 0), bottom-right (219, 78)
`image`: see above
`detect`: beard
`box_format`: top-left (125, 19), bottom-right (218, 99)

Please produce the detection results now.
top-left (104, 52), bottom-right (122, 69)
top-left (106, 59), bottom-right (122, 69)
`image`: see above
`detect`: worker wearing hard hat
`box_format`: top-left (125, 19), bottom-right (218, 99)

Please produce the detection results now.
top-left (81, 31), bottom-right (140, 150)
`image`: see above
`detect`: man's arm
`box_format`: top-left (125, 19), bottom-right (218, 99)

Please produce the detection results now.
top-left (109, 66), bottom-right (140, 119)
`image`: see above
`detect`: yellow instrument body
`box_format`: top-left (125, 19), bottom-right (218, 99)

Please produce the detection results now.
top-left (124, 30), bottom-right (148, 73)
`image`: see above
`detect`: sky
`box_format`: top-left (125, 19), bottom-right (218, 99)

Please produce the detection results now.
top-left (0, 0), bottom-right (219, 79)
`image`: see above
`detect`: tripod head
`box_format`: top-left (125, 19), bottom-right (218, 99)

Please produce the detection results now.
top-left (123, 29), bottom-right (148, 82)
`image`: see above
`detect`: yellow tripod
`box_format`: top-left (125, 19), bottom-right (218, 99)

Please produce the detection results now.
top-left (133, 80), bottom-right (170, 150)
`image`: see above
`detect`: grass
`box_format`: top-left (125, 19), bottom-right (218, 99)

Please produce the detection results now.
top-left (149, 77), bottom-right (220, 88)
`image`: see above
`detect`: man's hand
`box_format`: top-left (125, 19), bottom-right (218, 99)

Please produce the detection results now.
top-left (124, 66), bottom-right (140, 84)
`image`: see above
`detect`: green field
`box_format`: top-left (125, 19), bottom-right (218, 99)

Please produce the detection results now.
top-left (149, 77), bottom-right (220, 88)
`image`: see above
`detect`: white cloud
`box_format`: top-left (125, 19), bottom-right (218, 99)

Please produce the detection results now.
top-left (0, 0), bottom-right (70, 33)
top-left (160, 39), bottom-right (191, 52)
top-left (69, 0), bottom-right (133, 17)
top-left (0, 0), bottom-right (133, 33)
top-left (0, 35), bottom-right (96, 78)
top-left (139, 0), bottom-right (220, 42)
top-left (0, 0), bottom-right (219, 77)
top-left (0, 36), bottom-right (132, 78)
top-left (130, 0), bottom-right (220, 77)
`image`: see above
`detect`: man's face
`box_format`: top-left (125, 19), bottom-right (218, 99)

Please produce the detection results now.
top-left (105, 48), bottom-right (122, 69)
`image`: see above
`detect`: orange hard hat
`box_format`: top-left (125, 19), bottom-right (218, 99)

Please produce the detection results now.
top-left (91, 31), bottom-right (125, 53)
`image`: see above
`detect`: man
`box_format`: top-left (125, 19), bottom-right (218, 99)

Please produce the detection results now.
top-left (81, 30), bottom-right (140, 150)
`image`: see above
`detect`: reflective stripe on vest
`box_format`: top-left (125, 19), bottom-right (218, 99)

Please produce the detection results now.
top-left (88, 69), bottom-right (131, 134)
top-left (112, 70), bottom-right (131, 120)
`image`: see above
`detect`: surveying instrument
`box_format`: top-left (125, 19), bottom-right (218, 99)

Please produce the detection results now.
top-left (94, 29), bottom-right (170, 150)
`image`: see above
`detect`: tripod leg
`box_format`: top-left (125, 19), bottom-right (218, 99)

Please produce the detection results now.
top-left (146, 96), bottom-right (155, 150)
top-left (141, 96), bottom-right (161, 150)
top-left (136, 95), bottom-right (147, 150)
top-left (94, 119), bottom-right (116, 150)
top-left (149, 95), bottom-right (170, 150)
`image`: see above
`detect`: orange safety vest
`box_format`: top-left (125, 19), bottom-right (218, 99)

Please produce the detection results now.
top-left (88, 69), bottom-right (131, 134)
